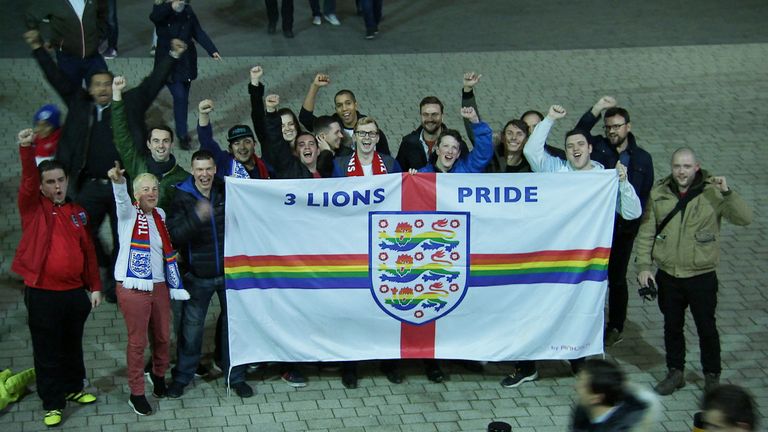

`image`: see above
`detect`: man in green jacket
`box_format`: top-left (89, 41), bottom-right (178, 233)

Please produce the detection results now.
top-left (111, 76), bottom-right (189, 212)
top-left (636, 148), bottom-right (752, 396)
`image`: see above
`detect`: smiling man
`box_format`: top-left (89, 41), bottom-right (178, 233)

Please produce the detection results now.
top-left (575, 96), bottom-right (655, 348)
top-left (197, 99), bottom-right (272, 180)
top-left (112, 76), bottom-right (189, 212)
top-left (417, 107), bottom-right (493, 173)
top-left (299, 73), bottom-right (391, 155)
top-left (332, 117), bottom-right (400, 177)
top-left (524, 105), bottom-right (642, 220)
top-left (636, 148), bottom-right (752, 396)
top-left (166, 150), bottom-right (253, 399)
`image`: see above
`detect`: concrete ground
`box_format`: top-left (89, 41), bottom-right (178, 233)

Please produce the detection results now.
top-left (0, 1), bottom-right (766, 431)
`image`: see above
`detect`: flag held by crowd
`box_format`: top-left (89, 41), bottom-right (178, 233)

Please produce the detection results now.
top-left (224, 171), bottom-right (618, 366)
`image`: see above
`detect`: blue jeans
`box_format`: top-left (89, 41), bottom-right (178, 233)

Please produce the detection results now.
top-left (166, 81), bottom-right (191, 140)
top-left (55, 50), bottom-right (108, 89)
top-left (308, 0), bottom-right (336, 16)
top-left (173, 274), bottom-right (246, 385)
top-left (360, 0), bottom-right (383, 31)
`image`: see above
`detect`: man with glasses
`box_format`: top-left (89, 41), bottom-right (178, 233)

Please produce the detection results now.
top-left (332, 118), bottom-right (400, 177)
top-left (575, 96), bottom-right (655, 348)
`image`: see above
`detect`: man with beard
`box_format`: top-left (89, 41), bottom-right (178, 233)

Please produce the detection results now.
top-left (398, 95), bottom-right (469, 171)
top-left (575, 96), bottom-right (655, 348)
top-left (636, 148), bottom-right (751, 396)
top-left (299, 73), bottom-right (391, 155)
top-left (417, 107), bottom-right (492, 173)
top-left (197, 99), bottom-right (271, 180)
top-left (111, 76), bottom-right (189, 211)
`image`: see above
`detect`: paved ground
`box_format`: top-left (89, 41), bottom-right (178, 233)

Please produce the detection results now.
top-left (1, 1), bottom-right (767, 431)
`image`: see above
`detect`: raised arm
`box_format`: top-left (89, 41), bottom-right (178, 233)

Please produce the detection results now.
top-left (196, 99), bottom-right (231, 171)
top-left (264, 94), bottom-right (302, 176)
top-left (25, 30), bottom-right (79, 102)
top-left (248, 66), bottom-right (268, 146)
top-left (17, 129), bottom-right (40, 219)
top-left (460, 107), bottom-right (494, 172)
top-left (111, 77), bottom-right (144, 178)
top-left (524, 105), bottom-right (566, 172)
top-left (615, 162), bottom-right (642, 220)
top-left (575, 95), bottom-right (616, 137)
top-left (108, 161), bottom-right (135, 221)
top-left (299, 73), bottom-right (329, 131)
top-left (461, 72), bottom-right (482, 144)
top-left (709, 177), bottom-right (753, 226)
top-left (127, 39), bottom-right (186, 116)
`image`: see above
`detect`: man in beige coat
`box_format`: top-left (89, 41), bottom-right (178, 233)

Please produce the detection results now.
top-left (636, 148), bottom-right (752, 396)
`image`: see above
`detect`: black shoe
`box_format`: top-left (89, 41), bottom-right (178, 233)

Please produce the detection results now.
top-left (128, 394), bottom-right (153, 416)
top-left (425, 364), bottom-right (445, 383)
top-left (283, 30), bottom-right (294, 38)
top-left (342, 370), bottom-right (358, 389)
top-left (165, 381), bottom-right (185, 398)
top-left (150, 374), bottom-right (166, 398)
top-left (500, 369), bottom-right (538, 388)
top-left (570, 358), bottom-right (585, 376)
top-left (704, 373), bottom-right (720, 394)
top-left (195, 364), bottom-right (209, 378)
top-left (230, 381), bottom-right (254, 398)
top-left (365, 29), bottom-right (375, 40)
top-left (381, 365), bottom-right (402, 384)
top-left (267, 23), bottom-right (277, 34)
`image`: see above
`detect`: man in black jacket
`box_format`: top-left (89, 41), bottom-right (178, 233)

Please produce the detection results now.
top-left (571, 359), bottom-right (654, 431)
top-left (575, 96), bottom-right (654, 347)
top-left (23, 30), bottom-right (186, 302)
top-left (299, 73), bottom-right (391, 155)
top-left (166, 150), bottom-right (252, 399)
top-left (397, 96), bottom-right (452, 171)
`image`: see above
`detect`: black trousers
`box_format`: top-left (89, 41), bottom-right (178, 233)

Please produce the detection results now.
top-left (606, 228), bottom-right (637, 332)
top-left (75, 178), bottom-right (118, 298)
top-left (657, 270), bottom-right (720, 374)
top-left (265, 0), bottom-right (294, 31)
top-left (25, 287), bottom-right (92, 410)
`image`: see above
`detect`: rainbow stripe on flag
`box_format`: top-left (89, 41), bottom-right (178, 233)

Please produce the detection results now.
top-left (224, 247), bottom-right (609, 290)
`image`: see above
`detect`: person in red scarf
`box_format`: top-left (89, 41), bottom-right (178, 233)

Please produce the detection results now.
top-left (109, 162), bottom-right (189, 416)
top-left (331, 117), bottom-right (400, 177)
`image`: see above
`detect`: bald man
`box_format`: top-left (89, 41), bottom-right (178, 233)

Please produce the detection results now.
top-left (636, 148), bottom-right (752, 396)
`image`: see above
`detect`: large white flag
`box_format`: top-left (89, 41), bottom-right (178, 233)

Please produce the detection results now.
top-left (225, 171), bottom-right (618, 366)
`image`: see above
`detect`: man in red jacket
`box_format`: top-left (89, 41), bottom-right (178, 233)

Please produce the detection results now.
top-left (12, 129), bottom-right (102, 427)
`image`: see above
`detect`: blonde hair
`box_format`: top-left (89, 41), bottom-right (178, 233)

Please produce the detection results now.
top-left (132, 173), bottom-right (159, 200)
top-left (355, 116), bottom-right (379, 132)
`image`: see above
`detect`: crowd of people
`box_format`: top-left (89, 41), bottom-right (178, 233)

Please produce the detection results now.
top-left (12, 1), bottom-right (757, 430)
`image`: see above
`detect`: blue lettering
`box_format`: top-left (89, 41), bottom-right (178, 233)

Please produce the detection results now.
top-left (306, 192), bottom-right (319, 206)
top-left (332, 191), bottom-right (351, 206)
top-left (284, 193), bottom-right (296, 206)
top-left (352, 190), bottom-right (370, 205)
top-left (477, 187), bottom-right (491, 203)
top-left (505, 187), bottom-right (521, 202)
top-left (458, 187), bottom-right (472, 203)
top-left (525, 186), bottom-right (538, 202)
top-left (373, 188), bottom-right (385, 204)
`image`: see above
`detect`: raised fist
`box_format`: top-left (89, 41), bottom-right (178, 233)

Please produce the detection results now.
top-left (198, 99), bottom-right (214, 114)
top-left (265, 94), bottom-right (280, 111)
top-left (313, 73), bottom-right (330, 87)
top-left (460, 106), bottom-right (479, 123)
top-left (547, 105), bottom-right (567, 120)
top-left (112, 76), bottom-right (127, 92)
top-left (250, 65), bottom-right (264, 82)
top-left (463, 72), bottom-right (482, 89)
top-left (18, 128), bottom-right (34, 147)
top-left (595, 96), bottom-right (617, 112)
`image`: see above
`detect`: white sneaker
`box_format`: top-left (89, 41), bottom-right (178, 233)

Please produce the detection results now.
top-left (323, 14), bottom-right (341, 26)
top-left (312, 16), bottom-right (322, 26)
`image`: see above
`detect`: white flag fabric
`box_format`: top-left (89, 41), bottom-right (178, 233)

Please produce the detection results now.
top-left (225, 171), bottom-right (618, 366)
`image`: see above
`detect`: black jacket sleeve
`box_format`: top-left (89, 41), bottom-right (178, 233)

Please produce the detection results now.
top-left (248, 83), bottom-right (268, 147)
top-left (32, 47), bottom-right (80, 104)
top-left (168, 193), bottom-right (205, 246)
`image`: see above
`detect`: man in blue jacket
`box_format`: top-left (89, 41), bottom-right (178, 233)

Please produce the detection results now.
top-left (166, 150), bottom-right (252, 399)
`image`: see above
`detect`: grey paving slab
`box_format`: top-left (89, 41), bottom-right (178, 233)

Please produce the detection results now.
top-left (1, 41), bottom-right (767, 431)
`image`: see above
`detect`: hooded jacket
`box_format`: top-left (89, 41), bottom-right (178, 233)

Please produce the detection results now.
top-left (635, 170), bottom-right (752, 278)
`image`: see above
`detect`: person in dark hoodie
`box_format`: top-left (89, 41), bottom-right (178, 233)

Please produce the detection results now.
top-left (165, 150), bottom-right (252, 399)
top-left (416, 107), bottom-right (493, 174)
top-left (571, 359), bottom-right (658, 432)
top-left (151, 0), bottom-right (221, 149)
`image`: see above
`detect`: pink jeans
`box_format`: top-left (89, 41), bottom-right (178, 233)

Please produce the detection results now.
top-left (116, 282), bottom-right (171, 396)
